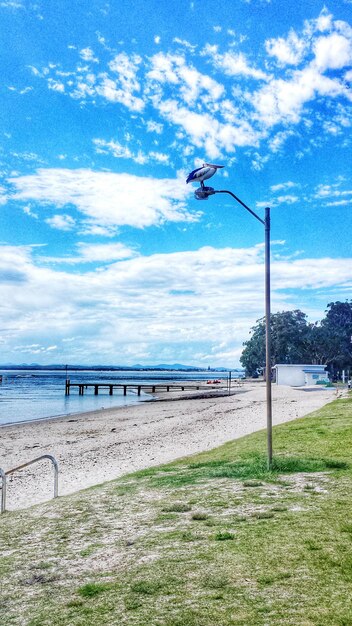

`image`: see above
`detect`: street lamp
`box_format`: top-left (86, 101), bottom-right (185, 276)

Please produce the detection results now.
top-left (189, 176), bottom-right (273, 469)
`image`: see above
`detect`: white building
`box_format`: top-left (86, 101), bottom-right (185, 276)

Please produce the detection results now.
top-left (273, 364), bottom-right (329, 387)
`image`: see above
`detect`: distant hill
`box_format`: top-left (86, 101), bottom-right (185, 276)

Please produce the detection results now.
top-left (0, 363), bottom-right (245, 372)
top-left (132, 363), bottom-right (204, 371)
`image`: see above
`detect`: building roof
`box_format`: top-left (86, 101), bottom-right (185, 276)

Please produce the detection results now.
top-left (274, 364), bottom-right (326, 370)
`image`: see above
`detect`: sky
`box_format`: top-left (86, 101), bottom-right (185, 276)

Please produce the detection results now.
top-left (0, 0), bottom-right (351, 367)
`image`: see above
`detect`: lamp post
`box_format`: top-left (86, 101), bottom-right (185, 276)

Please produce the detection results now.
top-left (194, 185), bottom-right (273, 469)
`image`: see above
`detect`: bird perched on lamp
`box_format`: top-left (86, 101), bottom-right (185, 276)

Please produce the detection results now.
top-left (186, 162), bottom-right (224, 189)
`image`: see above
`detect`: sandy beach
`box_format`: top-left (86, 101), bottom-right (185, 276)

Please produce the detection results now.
top-left (0, 382), bottom-right (341, 511)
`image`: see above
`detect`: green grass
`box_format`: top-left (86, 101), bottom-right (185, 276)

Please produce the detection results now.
top-left (214, 531), bottom-right (235, 541)
top-left (162, 502), bottom-right (192, 512)
top-left (78, 582), bottom-right (113, 598)
top-left (1, 396), bottom-right (352, 625)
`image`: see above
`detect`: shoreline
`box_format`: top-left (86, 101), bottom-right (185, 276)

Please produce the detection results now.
top-left (0, 382), bottom-right (342, 511)
top-left (0, 396), bottom-right (156, 429)
top-left (0, 378), bottom-right (235, 428)
top-left (0, 384), bottom-right (230, 428)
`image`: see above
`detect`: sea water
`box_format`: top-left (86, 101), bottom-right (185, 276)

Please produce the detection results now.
top-left (0, 369), bottom-right (241, 426)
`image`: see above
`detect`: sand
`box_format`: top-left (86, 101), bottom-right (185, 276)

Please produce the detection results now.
top-left (0, 382), bottom-right (342, 511)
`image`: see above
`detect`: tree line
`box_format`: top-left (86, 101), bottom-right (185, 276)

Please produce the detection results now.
top-left (240, 301), bottom-right (352, 379)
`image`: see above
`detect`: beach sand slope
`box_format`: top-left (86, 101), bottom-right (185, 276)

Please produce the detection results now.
top-left (0, 382), bottom-right (341, 511)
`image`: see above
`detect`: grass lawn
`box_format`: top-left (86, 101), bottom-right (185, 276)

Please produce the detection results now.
top-left (1, 395), bottom-right (352, 625)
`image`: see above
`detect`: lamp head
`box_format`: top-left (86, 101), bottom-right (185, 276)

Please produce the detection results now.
top-left (194, 186), bottom-right (216, 200)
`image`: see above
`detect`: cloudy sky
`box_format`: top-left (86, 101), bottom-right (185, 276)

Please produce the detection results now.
top-left (0, 0), bottom-right (351, 367)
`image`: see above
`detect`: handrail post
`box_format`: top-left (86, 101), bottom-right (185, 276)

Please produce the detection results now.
top-left (0, 467), bottom-right (6, 514)
top-left (49, 455), bottom-right (59, 498)
top-left (3, 454), bottom-right (59, 511)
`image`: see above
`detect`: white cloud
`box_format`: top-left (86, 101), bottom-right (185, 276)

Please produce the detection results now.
top-left (314, 183), bottom-right (352, 201)
top-left (13, 343), bottom-right (57, 354)
top-left (344, 69), bottom-right (352, 87)
top-left (325, 199), bottom-right (351, 206)
top-left (146, 120), bottom-right (163, 134)
top-left (45, 242), bottom-right (137, 264)
top-left (27, 65), bottom-right (41, 76)
top-left (0, 243), bottom-right (351, 365)
top-left (93, 138), bottom-right (169, 165)
top-left (252, 64), bottom-right (348, 127)
top-left (79, 223), bottom-right (117, 237)
top-left (49, 51), bottom-right (145, 112)
top-left (265, 30), bottom-right (307, 66)
top-left (270, 181), bottom-right (297, 192)
top-left (79, 47), bottom-right (99, 63)
top-left (94, 138), bottom-right (133, 160)
top-left (323, 120), bottom-right (342, 135)
top-left (172, 38), bottom-right (197, 51)
top-left (256, 193), bottom-right (299, 208)
top-left (313, 33), bottom-right (352, 71)
top-left (102, 52), bottom-right (144, 111)
top-left (149, 151), bottom-right (169, 163)
top-left (0, 1), bottom-right (23, 7)
top-left (37, 12), bottom-right (352, 158)
top-left (315, 9), bottom-right (333, 32)
top-left (75, 242), bottom-right (136, 262)
top-left (71, 76), bottom-right (96, 100)
top-left (11, 151), bottom-right (42, 163)
top-left (147, 52), bottom-right (225, 105)
top-left (96, 73), bottom-right (144, 111)
top-left (8, 168), bottom-right (197, 229)
top-left (48, 79), bottom-right (65, 93)
top-left (276, 194), bottom-right (299, 205)
top-left (269, 129), bottom-right (296, 152)
top-left (157, 100), bottom-right (260, 157)
top-left (202, 45), bottom-right (269, 81)
top-left (252, 13), bottom-right (352, 128)
top-left (7, 85), bottom-right (33, 95)
top-left (23, 205), bottom-right (39, 219)
top-left (45, 214), bottom-right (76, 230)
top-left (250, 152), bottom-right (269, 171)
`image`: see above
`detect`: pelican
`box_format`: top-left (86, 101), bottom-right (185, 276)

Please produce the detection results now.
top-left (186, 162), bottom-right (224, 189)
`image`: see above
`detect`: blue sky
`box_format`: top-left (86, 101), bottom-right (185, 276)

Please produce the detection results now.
top-left (0, 0), bottom-right (351, 367)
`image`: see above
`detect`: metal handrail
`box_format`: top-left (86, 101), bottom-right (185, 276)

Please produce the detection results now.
top-left (0, 454), bottom-right (59, 514)
top-left (0, 467), bottom-right (6, 514)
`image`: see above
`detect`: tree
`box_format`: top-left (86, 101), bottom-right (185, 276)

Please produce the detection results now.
top-left (319, 301), bottom-right (352, 375)
top-left (240, 309), bottom-right (312, 376)
top-left (239, 317), bottom-right (266, 377)
top-left (240, 301), bottom-right (352, 378)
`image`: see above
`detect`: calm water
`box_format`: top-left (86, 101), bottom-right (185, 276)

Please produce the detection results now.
top-left (0, 369), bottom-right (242, 426)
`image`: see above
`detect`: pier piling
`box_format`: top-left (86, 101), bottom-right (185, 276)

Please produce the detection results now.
top-left (64, 381), bottom-right (227, 397)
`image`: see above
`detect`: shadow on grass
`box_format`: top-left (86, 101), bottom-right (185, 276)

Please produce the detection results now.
top-left (147, 454), bottom-right (348, 487)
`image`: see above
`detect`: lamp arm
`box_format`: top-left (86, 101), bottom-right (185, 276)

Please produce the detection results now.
top-left (215, 190), bottom-right (265, 225)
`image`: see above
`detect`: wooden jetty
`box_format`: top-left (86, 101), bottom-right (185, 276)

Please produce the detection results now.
top-left (64, 380), bottom-right (217, 397)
